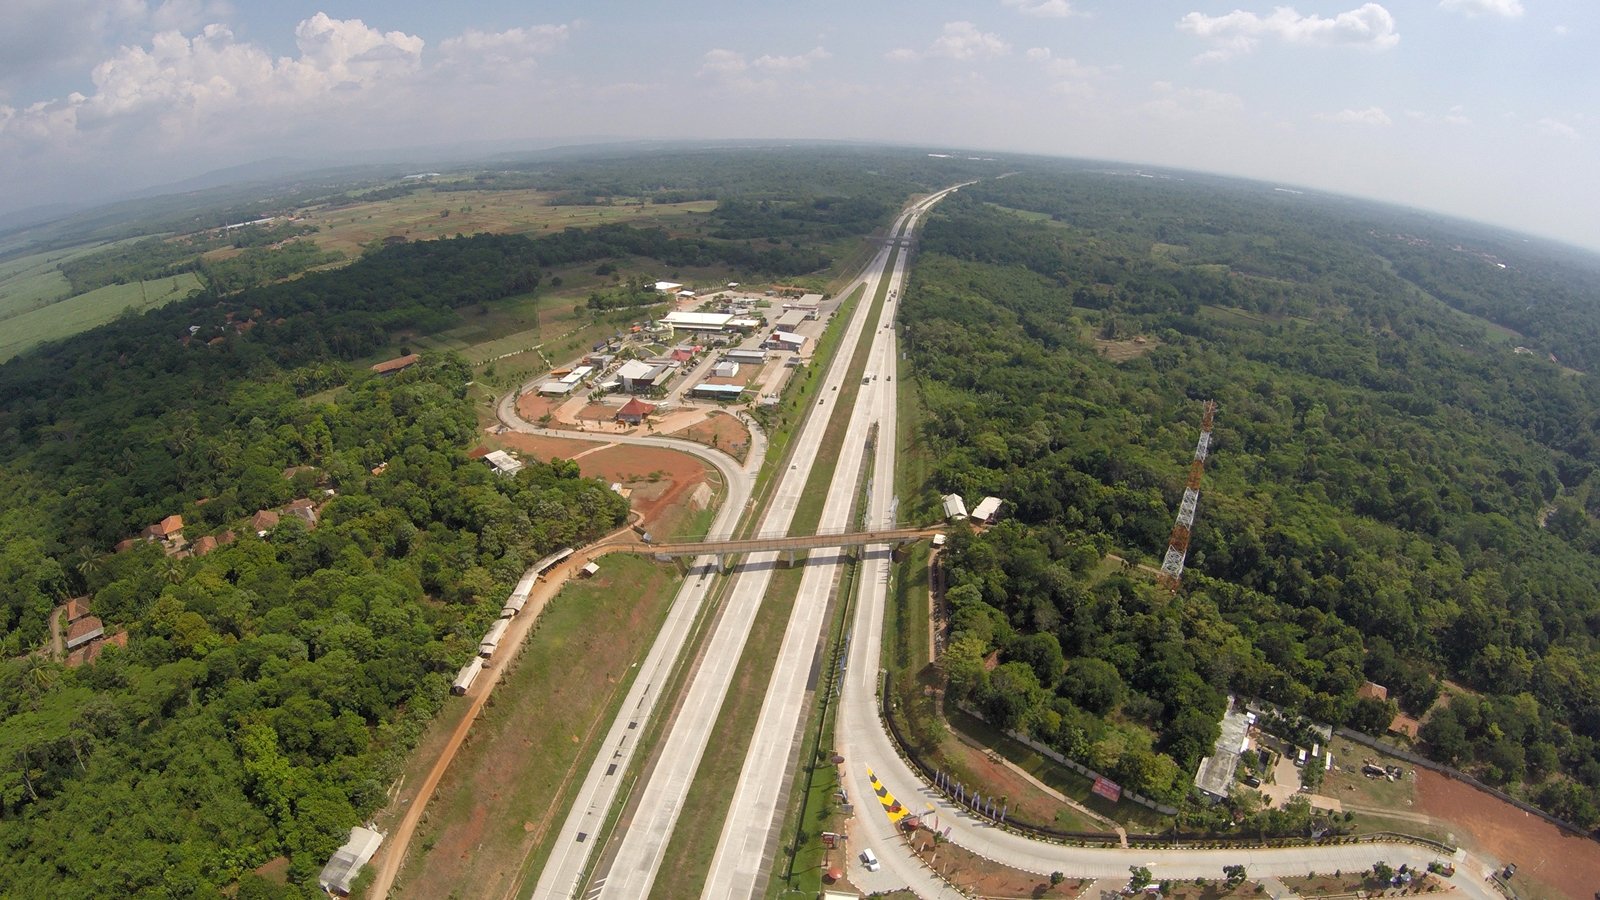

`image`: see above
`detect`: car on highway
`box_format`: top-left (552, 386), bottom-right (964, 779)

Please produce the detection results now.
top-left (860, 848), bottom-right (880, 872)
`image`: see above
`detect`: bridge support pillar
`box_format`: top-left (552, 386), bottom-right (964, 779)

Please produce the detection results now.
top-left (716, 553), bottom-right (726, 570)
top-left (787, 550), bottom-right (795, 567)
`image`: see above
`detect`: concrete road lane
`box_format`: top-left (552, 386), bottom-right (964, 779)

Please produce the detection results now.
top-left (698, 188), bottom-right (960, 900)
top-left (830, 206), bottom-right (1508, 900)
top-left (494, 405), bottom-right (761, 900)
top-left (589, 209), bottom-right (916, 900)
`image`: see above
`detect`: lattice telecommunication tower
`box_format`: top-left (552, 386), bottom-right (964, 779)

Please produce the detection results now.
top-left (1157, 400), bottom-right (1217, 591)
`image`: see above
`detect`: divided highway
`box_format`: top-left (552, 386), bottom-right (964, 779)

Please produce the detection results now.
top-left (527, 196), bottom-right (939, 900)
top-left (699, 187), bottom-right (960, 900)
top-left (506, 181), bottom-right (1500, 900)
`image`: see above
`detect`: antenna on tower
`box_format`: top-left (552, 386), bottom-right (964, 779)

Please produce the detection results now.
top-left (1157, 400), bottom-right (1217, 591)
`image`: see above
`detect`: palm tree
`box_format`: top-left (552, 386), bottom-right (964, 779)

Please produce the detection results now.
top-left (74, 545), bottom-right (101, 583)
top-left (23, 653), bottom-right (56, 690)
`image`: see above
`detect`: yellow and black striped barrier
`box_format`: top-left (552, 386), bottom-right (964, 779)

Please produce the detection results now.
top-left (866, 766), bottom-right (908, 824)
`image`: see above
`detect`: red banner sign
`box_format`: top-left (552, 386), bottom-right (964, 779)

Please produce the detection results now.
top-left (1091, 776), bottom-right (1122, 802)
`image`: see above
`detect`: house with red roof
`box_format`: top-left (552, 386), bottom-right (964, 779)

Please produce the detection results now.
top-left (616, 398), bottom-right (656, 425)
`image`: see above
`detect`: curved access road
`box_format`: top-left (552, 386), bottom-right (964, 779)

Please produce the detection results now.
top-left (699, 184), bottom-right (966, 900)
top-left (494, 389), bottom-right (765, 900)
top-left (832, 206), bottom-right (1507, 900)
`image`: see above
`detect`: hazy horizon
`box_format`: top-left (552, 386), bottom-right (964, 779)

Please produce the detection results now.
top-left (2, 1), bottom-right (1595, 249)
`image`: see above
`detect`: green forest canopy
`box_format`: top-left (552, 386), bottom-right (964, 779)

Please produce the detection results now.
top-left (0, 150), bottom-right (995, 899)
top-left (904, 172), bottom-right (1600, 828)
top-left (12, 147), bottom-right (1600, 898)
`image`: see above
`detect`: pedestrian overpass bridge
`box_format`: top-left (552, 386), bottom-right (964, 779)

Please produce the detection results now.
top-left (610, 526), bottom-right (944, 566)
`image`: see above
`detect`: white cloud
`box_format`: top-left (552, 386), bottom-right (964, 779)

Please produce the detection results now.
top-left (1144, 81), bottom-right (1245, 118)
top-left (1537, 118), bottom-right (1578, 138)
top-left (1407, 104), bottom-right (1472, 125)
top-left (1178, 4), bottom-right (1399, 61)
top-left (0, 14), bottom-right (583, 146)
top-left (1026, 47), bottom-right (1102, 97)
top-left (697, 46), bottom-right (828, 90)
top-left (1316, 106), bottom-right (1392, 125)
top-left (437, 24), bottom-right (568, 71)
top-left (698, 49), bottom-right (750, 78)
top-left (1002, 0), bottom-right (1086, 18)
top-left (753, 47), bottom-right (830, 71)
top-left (0, 0), bottom-right (230, 87)
top-left (1439, 0), bottom-right (1524, 17)
top-left (889, 22), bottom-right (1011, 62)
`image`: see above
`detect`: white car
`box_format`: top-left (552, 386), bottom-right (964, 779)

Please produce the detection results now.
top-left (860, 848), bottom-right (880, 872)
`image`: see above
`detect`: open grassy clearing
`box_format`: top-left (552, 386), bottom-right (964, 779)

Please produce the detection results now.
top-left (0, 236), bottom-right (163, 322)
top-left (0, 270), bottom-right (72, 321)
top-left (986, 202), bottom-right (1057, 224)
top-left (0, 273), bottom-right (203, 362)
top-left (297, 188), bottom-right (718, 257)
top-left (389, 554), bottom-right (681, 900)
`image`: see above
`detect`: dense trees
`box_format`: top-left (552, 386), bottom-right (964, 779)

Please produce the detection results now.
top-left (0, 223), bottom-right (635, 897)
top-left (59, 222), bottom-right (324, 294)
top-left (0, 357), bottom-right (627, 898)
top-left (904, 176), bottom-right (1600, 822)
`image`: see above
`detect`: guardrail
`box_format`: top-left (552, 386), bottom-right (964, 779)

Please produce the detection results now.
top-left (876, 674), bottom-right (1463, 854)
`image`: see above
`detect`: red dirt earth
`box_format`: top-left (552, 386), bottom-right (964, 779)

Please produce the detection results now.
top-left (1415, 768), bottom-right (1600, 900)
top-left (498, 434), bottom-right (712, 536)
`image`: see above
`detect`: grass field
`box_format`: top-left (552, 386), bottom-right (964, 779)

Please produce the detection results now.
top-left (299, 187), bottom-right (718, 257)
top-left (0, 269), bottom-right (72, 321)
top-left (390, 554), bottom-right (681, 900)
top-left (765, 554), bottom-right (859, 900)
top-left (0, 272), bottom-right (203, 362)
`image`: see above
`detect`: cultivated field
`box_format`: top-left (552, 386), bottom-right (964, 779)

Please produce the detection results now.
top-left (0, 273), bottom-right (203, 361)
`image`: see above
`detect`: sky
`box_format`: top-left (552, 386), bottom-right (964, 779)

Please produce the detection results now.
top-left (1, 0), bottom-right (1596, 248)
